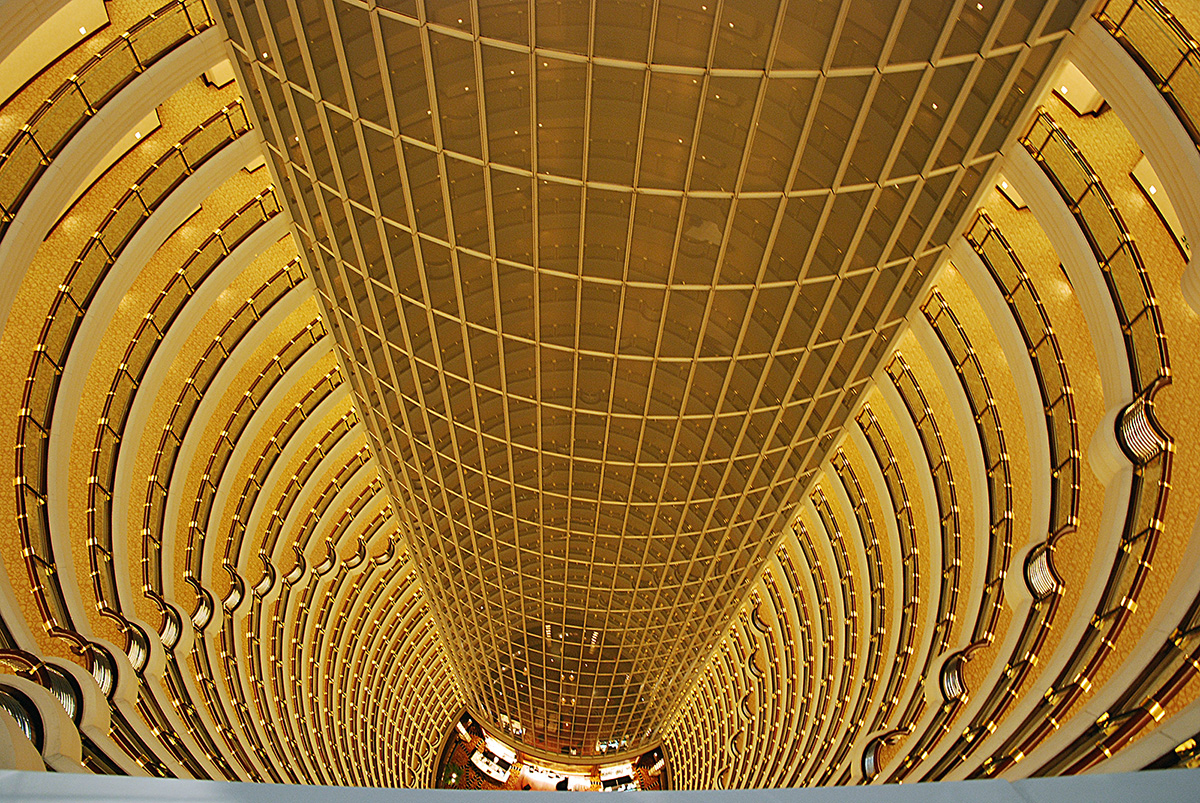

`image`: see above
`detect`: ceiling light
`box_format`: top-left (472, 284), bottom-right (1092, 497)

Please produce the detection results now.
top-left (1061, 85), bottom-right (1069, 93)
top-left (1150, 185), bottom-right (1157, 194)
top-left (79, 26), bottom-right (87, 34)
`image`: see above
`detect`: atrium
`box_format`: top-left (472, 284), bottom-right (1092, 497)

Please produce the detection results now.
top-left (1, 0), bottom-right (1200, 791)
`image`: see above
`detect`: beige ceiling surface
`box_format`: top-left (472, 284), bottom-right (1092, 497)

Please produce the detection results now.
top-left (215, 0), bottom-right (1081, 755)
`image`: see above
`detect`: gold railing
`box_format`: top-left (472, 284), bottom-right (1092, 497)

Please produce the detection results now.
top-left (920, 212), bottom-right (1076, 779)
top-left (179, 320), bottom-right (330, 783)
top-left (809, 488), bottom-right (863, 785)
top-left (252, 415), bottom-right (368, 785)
top-left (247, 371), bottom-right (346, 558)
top-left (1020, 109), bottom-right (1168, 397)
top-left (90, 187), bottom-right (282, 612)
top-left (972, 108), bottom-right (1175, 778)
top-left (1096, 0), bottom-right (1200, 145)
top-left (856, 406), bottom-right (920, 740)
top-left (772, 546), bottom-right (816, 787)
top-left (886, 354), bottom-right (961, 672)
top-left (16, 100), bottom-right (250, 656)
top-left (185, 316), bottom-right (328, 588)
top-left (922, 289), bottom-right (1012, 651)
top-left (166, 280), bottom-right (312, 589)
top-left (966, 211), bottom-right (1079, 547)
top-left (820, 458), bottom-right (889, 785)
top-left (0, 0), bottom-right (214, 238)
top-left (785, 522), bottom-right (836, 782)
top-left (84, 190), bottom-right (283, 779)
top-left (881, 352), bottom-right (967, 782)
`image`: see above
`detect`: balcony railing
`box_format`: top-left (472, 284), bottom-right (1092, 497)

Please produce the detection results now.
top-left (16, 100), bottom-right (251, 655)
top-left (1020, 109), bottom-right (1168, 398)
top-left (886, 354), bottom-right (961, 667)
top-left (965, 211), bottom-right (1079, 549)
top-left (0, 0), bottom-right (214, 240)
top-left (83, 188), bottom-right (283, 781)
top-left (972, 108), bottom-right (1175, 780)
top-left (922, 289), bottom-right (1012, 651)
top-left (915, 212), bottom-right (1077, 779)
top-left (1096, 0), bottom-right (1200, 146)
top-left (855, 406), bottom-right (920, 745)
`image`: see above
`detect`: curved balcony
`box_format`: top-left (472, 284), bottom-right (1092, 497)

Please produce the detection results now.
top-left (855, 405), bottom-right (921, 763)
top-left (15, 100), bottom-right (251, 664)
top-left (1095, 0), bottom-right (1200, 146)
top-left (90, 189), bottom-right (281, 623)
top-left (971, 110), bottom-right (1177, 780)
top-left (0, 0), bottom-right (214, 240)
top-left (1020, 109), bottom-right (1168, 399)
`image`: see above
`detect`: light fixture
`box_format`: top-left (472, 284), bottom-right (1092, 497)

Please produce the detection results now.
top-left (79, 26), bottom-right (87, 34)
top-left (1150, 185), bottom-right (1157, 195)
top-left (1061, 85), bottom-right (1069, 93)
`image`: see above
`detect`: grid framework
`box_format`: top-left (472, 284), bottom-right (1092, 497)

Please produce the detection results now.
top-left (212, 0), bottom-right (1083, 754)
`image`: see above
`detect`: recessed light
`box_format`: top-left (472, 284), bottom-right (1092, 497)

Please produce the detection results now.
top-left (79, 26), bottom-right (87, 34)
top-left (134, 132), bottom-right (142, 139)
top-left (1061, 85), bottom-right (1069, 93)
top-left (1150, 185), bottom-right (1157, 194)
top-left (931, 103), bottom-right (938, 110)
top-left (1000, 180), bottom-right (1008, 189)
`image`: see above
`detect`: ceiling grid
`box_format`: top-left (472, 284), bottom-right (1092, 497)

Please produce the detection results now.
top-left (212, 0), bottom-right (1081, 755)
